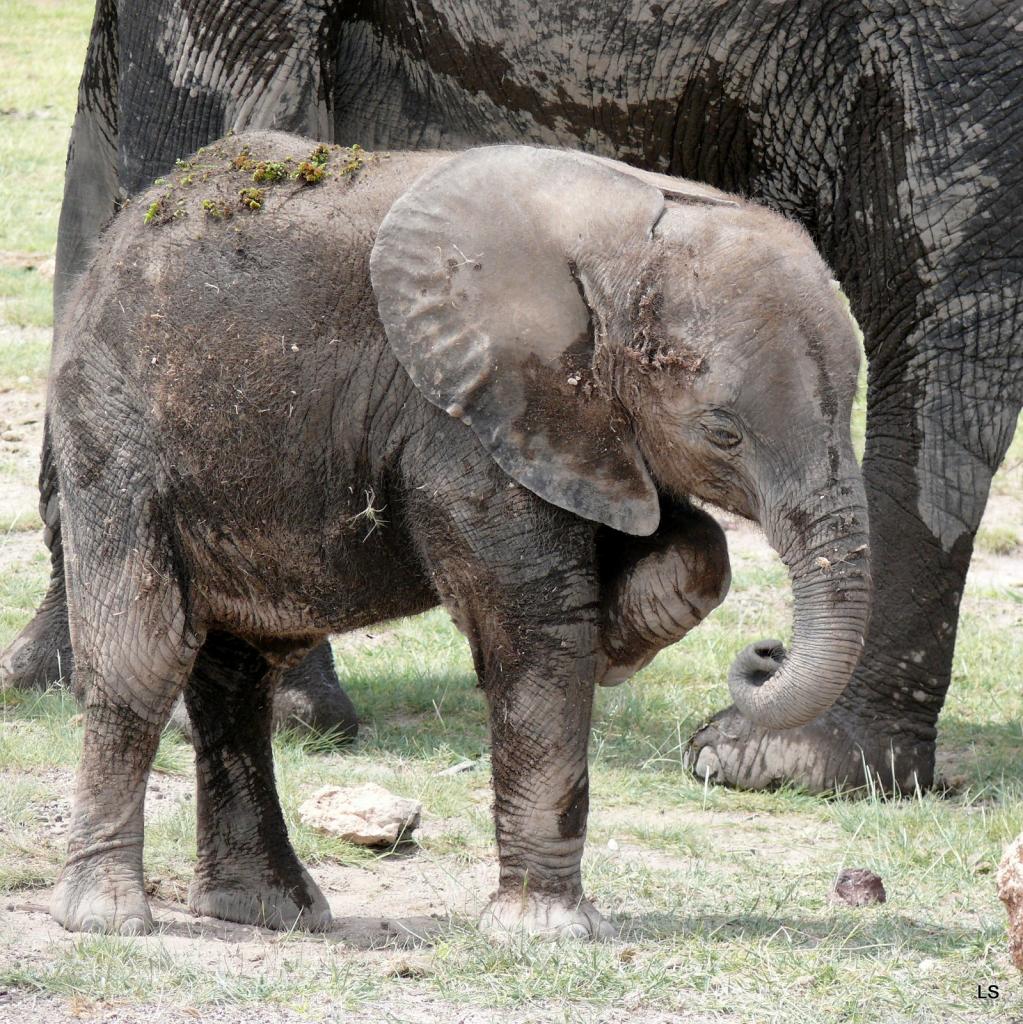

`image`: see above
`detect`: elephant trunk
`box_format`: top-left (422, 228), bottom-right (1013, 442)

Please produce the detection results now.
top-left (727, 486), bottom-right (871, 732)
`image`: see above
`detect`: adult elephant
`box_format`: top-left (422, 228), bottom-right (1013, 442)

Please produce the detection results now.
top-left (3, 0), bottom-right (1020, 792)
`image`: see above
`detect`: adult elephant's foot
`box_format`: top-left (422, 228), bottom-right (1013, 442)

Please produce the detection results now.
top-left (479, 893), bottom-right (616, 941)
top-left (51, 855), bottom-right (152, 935)
top-left (270, 642), bottom-right (359, 740)
top-left (0, 604), bottom-right (72, 691)
top-left (167, 641), bottom-right (359, 744)
top-left (684, 704), bottom-right (936, 794)
top-left (189, 863), bottom-right (332, 931)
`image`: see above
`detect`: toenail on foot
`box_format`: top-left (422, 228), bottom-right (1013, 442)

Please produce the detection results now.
top-left (81, 916), bottom-right (107, 933)
top-left (119, 916), bottom-right (147, 935)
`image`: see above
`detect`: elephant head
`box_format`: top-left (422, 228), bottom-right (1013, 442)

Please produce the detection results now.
top-left (370, 146), bottom-right (870, 731)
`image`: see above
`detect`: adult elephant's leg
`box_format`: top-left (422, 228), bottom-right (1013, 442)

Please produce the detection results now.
top-left (54, 0), bottom-right (120, 318)
top-left (167, 640), bottom-right (358, 743)
top-left (185, 632), bottom-right (331, 931)
top-left (270, 641), bottom-right (358, 739)
top-left (0, 429), bottom-right (73, 691)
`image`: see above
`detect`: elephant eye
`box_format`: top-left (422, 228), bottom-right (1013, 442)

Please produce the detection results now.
top-left (703, 420), bottom-right (743, 449)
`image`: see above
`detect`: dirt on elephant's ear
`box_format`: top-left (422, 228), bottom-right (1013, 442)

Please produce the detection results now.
top-left (507, 348), bottom-right (654, 504)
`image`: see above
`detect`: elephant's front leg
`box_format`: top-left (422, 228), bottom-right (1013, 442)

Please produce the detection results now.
top-left (478, 611), bottom-right (614, 941)
top-left (598, 502), bottom-right (731, 686)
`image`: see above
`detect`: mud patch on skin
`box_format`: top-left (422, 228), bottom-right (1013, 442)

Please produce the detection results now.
top-left (803, 329), bottom-right (838, 424)
top-left (557, 776), bottom-right (589, 839)
top-left (509, 349), bottom-right (655, 506)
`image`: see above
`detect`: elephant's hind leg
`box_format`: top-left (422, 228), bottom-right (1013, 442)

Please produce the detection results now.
top-left (268, 640), bottom-right (358, 742)
top-left (185, 632), bottom-right (331, 931)
top-left (51, 527), bottom-right (200, 935)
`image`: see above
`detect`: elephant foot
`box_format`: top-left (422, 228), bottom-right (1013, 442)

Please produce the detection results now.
top-left (0, 607), bottom-right (72, 691)
top-left (188, 864), bottom-right (332, 932)
top-left (684, 704), bottom-right (935, 794)
top-left (166, 640), bottom-right (359, 745)
top-left (479, 892), bottom-right (616, 941)
top-left (51, 856), bottom-right (152, 935)
top-left (271, 641), bottom-right (359, 741)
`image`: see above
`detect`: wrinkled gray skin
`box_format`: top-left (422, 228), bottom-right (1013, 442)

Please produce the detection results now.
top-left (3, 0), bottom-right (1018, 796)
top-left (49, 135), bottom-right (868, 937)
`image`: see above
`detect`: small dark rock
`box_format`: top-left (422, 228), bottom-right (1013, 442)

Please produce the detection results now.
top-left (831, 868), bottom-right (886, 907)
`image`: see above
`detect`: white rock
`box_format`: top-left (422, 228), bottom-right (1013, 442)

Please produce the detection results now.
top-left (299, 783), bottom-right (421, 846)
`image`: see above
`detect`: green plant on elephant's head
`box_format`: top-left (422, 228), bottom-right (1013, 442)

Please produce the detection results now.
top-left (200, 198), bottom-right (230, 219)
top-left (251, 161), bottom-right (288, 184)
top-left (238, 187), bottom-right (265, 210)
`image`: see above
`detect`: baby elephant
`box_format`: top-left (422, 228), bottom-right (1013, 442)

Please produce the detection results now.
top-left (49, 132), bottom-right (869, 938)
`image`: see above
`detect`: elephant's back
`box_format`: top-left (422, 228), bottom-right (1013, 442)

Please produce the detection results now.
top-left (56, 132), bottom-right (449, 392)
top-left (52, 132), bottom-right (446, 528)
top-left (122, 130), bottom-right (449, 245)
top-left (58, 130), bottom-right (449, 339)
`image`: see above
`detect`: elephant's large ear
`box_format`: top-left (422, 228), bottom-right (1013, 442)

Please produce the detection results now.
top-left (370, 146), bottom-right (669, 536)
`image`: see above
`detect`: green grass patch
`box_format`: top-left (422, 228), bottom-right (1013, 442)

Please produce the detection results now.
top-left (0, 0), bottom-right (93, 329)
top-left (0, 266), bottom-right (53, 328)
top-left (976, 525), bottom-right (1020, 556)
top-left (0, 322), bottom-right (50, 387)
top-left (0, 543), bottom-right (48, 649)
top-left (0, 934), bottom-right (385, 1008)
